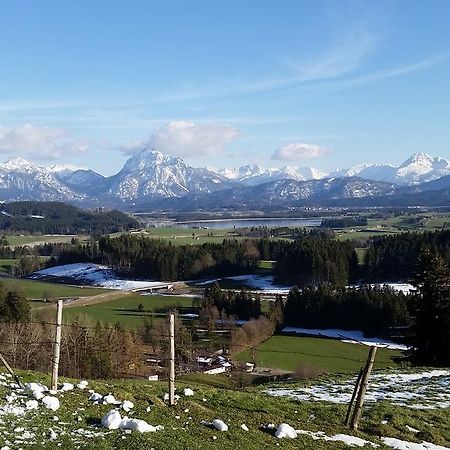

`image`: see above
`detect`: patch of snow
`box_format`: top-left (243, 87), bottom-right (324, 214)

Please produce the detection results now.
top-left (381, 437), bottom-right (450, 450)
top-left (31, 262), bottom-right (172, 291)
top-left (281, 327), bottom-right (409, 350)
top-left (42, 396), bottom-right (60, 411)
top-left (241, 424), bottom-right (249, 431)
top-left (295, 429), bottom-right (378, 447)
top-left (25, 400), bottom-right (39, 410)
top-left (266, 370), bottom-right (450, 410)
top-left (275, 423), bottom-right (297, 439)
top-left (183, 388), bottom-right (194, 397)
top-left (211, 419), bottom-right (228, 432)
top-left (121, 400), bottom-right (134, 412)
top-left (194, 274), bottom-right (292, 294)
top-left (101, 409), bottom-right (122, 430)
top-left (76, 380), bottom-right (88, 389)
top-left (60, 382), bottom-right (74, 392)
top-left (120, 417), bottom-right (162, 433)
top-left (102, 394), bottom-right (119, 405)
top-left (89, 392), bottom-right (103, 401)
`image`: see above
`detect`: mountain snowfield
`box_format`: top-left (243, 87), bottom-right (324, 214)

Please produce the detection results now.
top-left (0, 149), bottom-right (450, 208)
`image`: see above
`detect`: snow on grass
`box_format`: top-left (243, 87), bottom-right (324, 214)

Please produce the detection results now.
top-left (273, 424), bottom-right (378, 447)
top-left (281, 327), bottom-right (409, 350)
top-left (194, 273), bottom-right (292, 293)
top-left (266, 370), bottom-right (450, 410)
top-left (381, 437), bottom-right (450, 450)
top-left (346, 283), bottom-right (416, 294)
top-left (0, 372), bottom-right (167, 448)
top-left (30, 262), bottom-right (172, 291)
top-left (297, 429), bottom-right (378, 447)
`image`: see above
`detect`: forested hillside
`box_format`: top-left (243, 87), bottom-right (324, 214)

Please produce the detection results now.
top-left (0, 201), bottom-right (139, 235)
top-left (364, 230), bottom-right (450, 281)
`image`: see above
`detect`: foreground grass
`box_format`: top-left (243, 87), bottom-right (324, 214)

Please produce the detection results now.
top-left (0, 369), bottom-right (448, 449)
top-left (63, 294), bottom-right (196, 329)
top-left (1, 277), bottom-right (108, 299)
top-left (236, 335), bottom-right (403, 373)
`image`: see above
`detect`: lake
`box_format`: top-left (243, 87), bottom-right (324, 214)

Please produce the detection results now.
top-left (175, 217), bottom-right (322, 229)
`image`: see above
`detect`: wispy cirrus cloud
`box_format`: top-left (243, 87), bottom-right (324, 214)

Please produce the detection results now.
top-left (0, 124), bottom-right (89, 160)
top-left (272, 143), bottom-right (328, 161)
top-left (120, 121), bottom-right (240, 157)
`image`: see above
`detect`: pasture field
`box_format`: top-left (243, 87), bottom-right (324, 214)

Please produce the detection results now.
top-left (235, 335), bottom-right (403, 373)
top-left (63, 294), bottom-right (196, 329)
top-left (4, 234), bottom-right (88, 246)
top-left (142, 226), bottom-right (241, 246)
top-left (335, 229), bottom-right (400, 241)
top-left (0, 277), bottom-right (108, 299)
top-left (0, 256), bottom-right (50, 273)
top-left (112, 227), bottom-right (245, 246)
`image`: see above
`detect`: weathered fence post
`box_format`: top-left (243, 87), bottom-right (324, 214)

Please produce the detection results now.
top-left (168, 313), bottom-right (176, 406)
top-left (345, 368), bottom-right (363, 426)
top-left (0, 353), bottom-right (23, 388)
top-left (51, 300), bottom-right (63, 392)
top-left (350, 345), bottom-right (377, 431)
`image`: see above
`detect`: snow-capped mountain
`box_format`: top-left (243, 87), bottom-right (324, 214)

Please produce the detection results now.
top-left (209, 164), bottom-right (326, 186)
top-left (160, 177), bottom-right (400, 210)
top-left (0, 157), bottom-right (86, 202)
top-left (1, 150), bottom-right (450, 208)
top-left (105, 148), bottom-right (234, 201)
top-left (331, 153), bottom-right (450, 185)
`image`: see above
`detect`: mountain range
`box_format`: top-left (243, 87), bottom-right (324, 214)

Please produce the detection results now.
top-left (1, 149), bottom-right (450, 210)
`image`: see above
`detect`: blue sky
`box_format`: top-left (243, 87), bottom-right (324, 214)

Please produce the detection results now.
top-left (0, 0), bottom-right (449, 175)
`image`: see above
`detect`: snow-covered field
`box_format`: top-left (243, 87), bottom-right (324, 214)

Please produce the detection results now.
top-left (266, 370), bottom-right (450, 410)
top-left (281, 327), bottom-right (409, 350)
top-left (347, 283), bottom-right (416, 294)
top-left (194, 274), bottom-right (292, 294)
top-left (195, 276), bottom-right (415, 295)
top-left (30, 263), bottom-right (173, 291)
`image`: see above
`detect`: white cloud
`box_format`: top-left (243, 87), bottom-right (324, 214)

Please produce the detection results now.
top-left (272, 143), bottom-right (328, 161)
top-left (117, 140), bottom-right (147, 155)
top-left (0, 124), bottom-right (89, 159)
top-left (130, 121), bottom-right (239, 157)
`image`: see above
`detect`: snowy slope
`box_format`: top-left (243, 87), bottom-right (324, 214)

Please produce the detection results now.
top-left (105, 148), bottom-right (234, 201)
top-left (30, 263), bottom-right (172, 290)
top-left (0, 157), bottom-right (87, 202)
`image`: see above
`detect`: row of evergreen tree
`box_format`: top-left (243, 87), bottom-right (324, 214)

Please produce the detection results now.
top-left (284, 285), bottom-right (410, 337)
top-left (0, 201), bottom-right (138, 235)
top-left (364, 229), bottom-right (450, 281)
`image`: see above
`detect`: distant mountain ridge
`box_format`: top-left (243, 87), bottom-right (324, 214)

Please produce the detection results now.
top-left (1, 149), bottom-right (450, 209)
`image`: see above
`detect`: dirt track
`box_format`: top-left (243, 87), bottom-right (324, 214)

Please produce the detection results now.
top-left (63, 290), bottom-right (134, 308)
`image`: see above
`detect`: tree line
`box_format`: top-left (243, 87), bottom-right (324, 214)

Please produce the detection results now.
top-left (283, 284), bottom-right (411, 337)
top-left (364, 229), bottom-right (450, 281)
top-left (0, 201), bottom-right (138, 235)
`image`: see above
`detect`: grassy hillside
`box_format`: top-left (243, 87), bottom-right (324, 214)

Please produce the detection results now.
top-left (236, 335), bottom-right (403, 373)
top-left (63, 294), bottom-right (196, 329)
top-left (0, 277), bottom-right (108, 299)
top-left (0, 369), bottom-right (448, 449)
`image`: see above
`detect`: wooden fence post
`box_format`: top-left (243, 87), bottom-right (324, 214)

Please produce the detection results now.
top-left (0, 353), bottom-right (23, 388)
top-left (345, 368), bottom-right (363, 426)
top-left (350, 346), bottom-right (377, 431)
top-left (51, 300), bottom-right (63, 392)
top-left (168, 314), bottom-right (176, 406)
